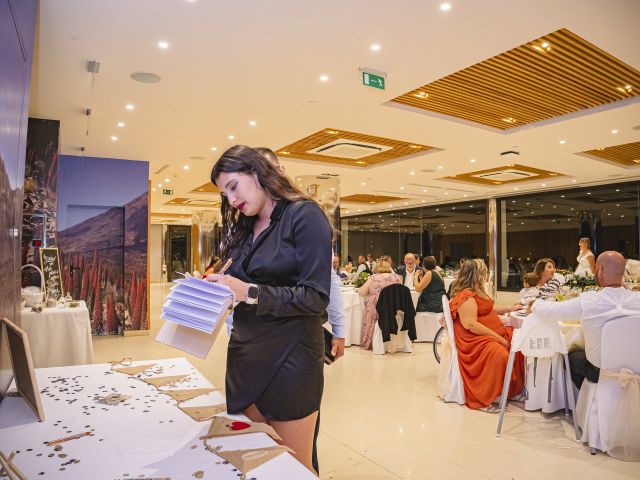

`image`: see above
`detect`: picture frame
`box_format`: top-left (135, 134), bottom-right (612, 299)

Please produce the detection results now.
top-left (1, 318), bottom-right (45, 422)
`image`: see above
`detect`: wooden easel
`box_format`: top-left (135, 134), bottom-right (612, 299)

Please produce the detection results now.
top-left (0, 450), bottom-right (27, 480)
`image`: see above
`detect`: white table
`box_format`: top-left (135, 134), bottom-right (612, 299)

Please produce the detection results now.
top-left (18, 301), bottom-right (94, 368)
top-left (338, 288), bottom-right (419, 346)
top-left (0, 358), bottom-right (314, 480)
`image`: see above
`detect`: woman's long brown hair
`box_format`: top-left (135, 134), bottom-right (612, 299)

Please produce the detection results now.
top-left (211, 145), bottom-right (310, 258)
top-left (450, 259), bottom-right (489, 298)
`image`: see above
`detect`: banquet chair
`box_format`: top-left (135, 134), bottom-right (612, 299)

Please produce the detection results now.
top-left (439, 295), bottom-right (465, 404)
top-left (372, 284), bottom-right (415, 355)
top-left (496, 318), bottom-right (580, 439)
top-left (414, 311), bottom-right (443, 342)
top-left (575, 316), bottom-right (640, 457)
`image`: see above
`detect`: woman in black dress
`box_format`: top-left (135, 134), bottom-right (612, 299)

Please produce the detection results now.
top-left (206, 145), bottom-right (332, 473)
top-left (414, 255), bottom-right (446, 312)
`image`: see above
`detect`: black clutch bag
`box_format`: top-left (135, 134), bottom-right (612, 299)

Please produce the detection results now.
top-left (323, 327), bottom-right (335, 365)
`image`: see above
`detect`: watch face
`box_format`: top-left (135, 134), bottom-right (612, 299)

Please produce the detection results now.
top-left (248, 285), bottom-right (259, 299)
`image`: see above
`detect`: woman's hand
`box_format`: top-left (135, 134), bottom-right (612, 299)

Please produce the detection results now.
top-left (497, 336), bottom-right (510, 349)
top-left (206, 274), bottom-right (250, 302)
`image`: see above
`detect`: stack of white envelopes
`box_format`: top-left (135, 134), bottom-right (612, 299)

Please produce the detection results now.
top-left (156, 276), bottom-right (235, 358)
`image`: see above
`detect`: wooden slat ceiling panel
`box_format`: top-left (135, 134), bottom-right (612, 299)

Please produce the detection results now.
top-left (341, 194), bottom-right (406, 204)
top-left (582, 141), bottom-right (640, 167)
top-left (391, 28), bottom-right (640, 130)
top-left (190, 182), bottom-right (219, 193)
top-left (439, 164), bottom-right (565, 186)
top-left (276, 129), bottom-right (436, 167)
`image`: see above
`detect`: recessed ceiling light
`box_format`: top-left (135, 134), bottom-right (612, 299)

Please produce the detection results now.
top-left (117, 122), bottom-right (125, 127)
top-left (210, 147), bottom-right (217, 151)
top-left (470, 158), bottom-right (476, 163)
top-left (125, 104), bottom-right (135, 110)
top-left (444, 192), bottom-right (448, 195)
top-left (513, 187), bottom-right (519, 191)
top-left (611, 129), bottom-right (618, 134)
top-left (615, 189), bottom-right (620, 192)
top-left (157, 183), bottom-right (162, 188)
top-left (422, 189), bottom-right (427, 193)
top-left (463, 194), bottom-right (468, 197)
top-left (164, 178), bottom-right (170, 183)
top-left (183, 165), bottom-right (189, 170)
top-left (319, 74), bottom-right (329, 82)
top-left (413, 91), bottom-right (428, 98)
top-left (249, 120), bottom-right (257, 126)
top-left (409, 171), bottom-right (415, 175)
top-left (159, 208), bottom-right (164, 211)
top-left (152, 188), bottom-right (156, 192)
top-left (616, 85), bottom-right (633, 93)
top-left (440, 3), bottom-right (451, 11)
top-left (572, 179), bottom-right (577, 183)
top-left (370, 43), bottom-right (381, 51)
top-left (157, 41), bottom-right (169, 49)
top-left (559, 140), bottom-right (566, 144)
top-left (587, 192), bottom-right (591, 195)
top-left (399, 186), bottom-right (404, 190)
top-left (361, 182), bottom-right (366, 186)
top-left (404, 202), bottom-right (408, 206)
top-left (110, 135), bottom-right (118, 141)
top-left (437, 165), bottom-right (444, 170)
top-left (228, 135), bottom-right (235, 140)
top-left (502, 117), bottom-right (517, 124)
top-left (541, 183), bottom-right (546, 187)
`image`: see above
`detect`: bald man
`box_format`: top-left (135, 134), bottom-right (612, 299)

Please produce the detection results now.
top-left (532, 251), bottom-right (640, 388)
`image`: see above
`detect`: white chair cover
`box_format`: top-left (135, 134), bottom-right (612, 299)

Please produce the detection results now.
top-left (576, 316), bottom-right (640, 459)
top-left (439, 295), bottom-right (465, 404)
top-left (372, 311), bottom-right (412, 355)
top-left (414, 311), bottom-right (443, 342)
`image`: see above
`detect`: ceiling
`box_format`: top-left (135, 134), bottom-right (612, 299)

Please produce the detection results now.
top-left (30, 0), bottom-right (640, 225)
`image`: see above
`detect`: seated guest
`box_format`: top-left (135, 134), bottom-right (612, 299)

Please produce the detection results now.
top-left (366, 253), bottom-right (376, 272)
top-left (358, 260), bottom-right (402, 349)
top-left (332, 255), bottom-right (349, 279)
top-left (397, 253), bottom-right (424, 289)
top-left (534, 258), bottom-right (562, 300)
top-left (414, 256), bottom-right (446, 313)
top-left (449, 259), bottom-right (524, 411)
top-left (532, 251), bottom-right (640, 389)
top-left (354, 255), bottom-right (372, 277)
top-left (511, 272), bottom-right (539, 317)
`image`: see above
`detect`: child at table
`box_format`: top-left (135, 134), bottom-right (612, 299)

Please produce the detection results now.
top-left (512, 273), bottom-right (539, 318)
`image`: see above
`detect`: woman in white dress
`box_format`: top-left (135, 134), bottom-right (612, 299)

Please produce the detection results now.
top-left (575, 237), bottom-right (596, 276)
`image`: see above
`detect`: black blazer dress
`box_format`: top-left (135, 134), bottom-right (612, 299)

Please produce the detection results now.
top-left (224, 199), bottom-right (332, 421)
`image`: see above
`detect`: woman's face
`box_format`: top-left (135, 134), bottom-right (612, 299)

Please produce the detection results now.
top-left (217, 171), bottom-right (267, 217)
top-left (541, 262), bottom-right (555, 282)
top-left (579, 240), bottom-right (587, 251)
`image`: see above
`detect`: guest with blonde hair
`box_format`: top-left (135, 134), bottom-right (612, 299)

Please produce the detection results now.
top-left (575, 237), bottom-right (596, 276)
top-left (358, 260), bottom-right (402, 349)
top-left (449, 259), bottom-right (524, 411)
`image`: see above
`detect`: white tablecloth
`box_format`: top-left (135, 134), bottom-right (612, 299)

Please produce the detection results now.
top-left (18, 301), bottom-right (94, 368)
top-left (0, 358), bottom-right (314, 480)
top-left (339, 288), bottom-right (419, 346)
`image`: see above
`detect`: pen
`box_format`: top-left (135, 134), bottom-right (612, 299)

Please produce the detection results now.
top-left (217, 258), bottom-right (233, 275)
top-left (46, 431), bottom-right (92, 446)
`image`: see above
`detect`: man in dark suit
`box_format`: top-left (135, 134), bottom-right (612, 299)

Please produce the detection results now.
top-left (396, 252), bottom-right (424, 289)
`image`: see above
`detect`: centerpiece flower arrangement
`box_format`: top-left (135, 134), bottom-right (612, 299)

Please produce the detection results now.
top-left (563, 273), bottom-right (597, 291)
top-left (353, 271), bottom-right (370, 288)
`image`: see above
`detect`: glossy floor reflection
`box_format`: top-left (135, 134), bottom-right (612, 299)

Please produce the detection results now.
top-left (91, 284), bottom-right (639, 479)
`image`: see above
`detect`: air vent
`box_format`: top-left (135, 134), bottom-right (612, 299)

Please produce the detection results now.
top-left (307, 138), bottom-right (392, 159)
top-left (473, 168), bottom-right (538, 182)
top-left (154, 164), bottom-right (170, 174)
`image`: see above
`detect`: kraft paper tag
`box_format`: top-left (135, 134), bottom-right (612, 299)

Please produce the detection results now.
top-left (163, 388), bottom-right (217, 403)
top-left (113, 363), bottom-right (157, 376)
top-left (179, 403), bottom-right (227, 421)
top-left (200, 415), bottom-right (282, 441)
top-left (215, 445), bottom-right (294, 473)
top-left (141, 375), bottom-right (189, 388)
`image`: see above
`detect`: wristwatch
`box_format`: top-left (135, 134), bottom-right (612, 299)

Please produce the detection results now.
top-left (246, 284), bottom-right (260, 304)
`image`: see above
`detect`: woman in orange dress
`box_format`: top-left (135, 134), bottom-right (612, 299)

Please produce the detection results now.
top-left (449, 259), bottom-right (524, 411)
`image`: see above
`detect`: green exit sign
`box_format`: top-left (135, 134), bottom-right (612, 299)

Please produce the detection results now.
top-left (362, 72), bottom-right (385, 90)
top-left (162, 189), bottom-right (173, 195)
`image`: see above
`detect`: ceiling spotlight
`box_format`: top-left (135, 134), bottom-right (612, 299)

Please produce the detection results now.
top-left (541, 183), bottom-right (546, 187)
top-left (164, 178), bottom-right (170, 183)
top-left (152, 188), bottom-right (156, 192)
top-left (470, 158), bottom-right (476, 163)
top-left (559, 140), bottom-right (566, 144)
top-left (117, 122), bottom-right (125, 127)
top-left (463, 194), bottom-right (468, 197)
top-left (361, 182), bottom-right (366, 186)
top-left (437, 165), bottom-right (444, 170)
top-left (440, 3), bottom-right (451, 11)
top-left (157, 183), bottom-right (163, 188)
top-left (110, 135), bottom-right (118, 141)
top-left (125, 104), bottom-right (135, 110)
top-left (409, 171), bottom-right (415, 175)
top-left (228, 135), bottom-right (235, 140)
top-left (572, 179), bottom-right (577, 183)
top-left (210, 147), bottom-right (217, 151)
top-left (183, 165), bottom-right (190, 170)
top-left (616, 85), bottom-right (633, 93)
top-left (399, 186), bottom-right (404, 190)
top-left (502, 117), bottom-right (517, 124)
top-left (157, 41), bottom-right (169, 49)
top-left (513, 187), bottom-right (519, 191)
top-left (319, 74), bottom-right (329, 82)
top-left (370, 43), bottom-right (381, 51)
top-left (413, 91), bottom-right (428, 99)
top-left (611, 129), bottom-right (618, 134)
top-left (249, 120), bottom-right (257, 126)
top-left (444, 192), bottom-right (449, 195)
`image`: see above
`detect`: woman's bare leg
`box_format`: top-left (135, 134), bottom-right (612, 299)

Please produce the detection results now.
top-left (271, 411), bottom-right (319, 474)
top-left (243, 403), bottom-right (268, 423)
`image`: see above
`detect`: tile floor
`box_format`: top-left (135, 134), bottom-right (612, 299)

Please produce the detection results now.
top-left (90, 283), bottom-right (638, 479)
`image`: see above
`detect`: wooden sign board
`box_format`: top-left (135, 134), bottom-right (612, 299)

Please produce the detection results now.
top-left (39, 247), bottom-right (63, 301)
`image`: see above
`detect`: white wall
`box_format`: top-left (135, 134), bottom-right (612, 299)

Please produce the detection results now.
top-left (150, 224), bottom-right (163, 282)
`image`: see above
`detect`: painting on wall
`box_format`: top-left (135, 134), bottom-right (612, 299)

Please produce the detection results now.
top-left (56, 156), bottom-right (148, 335)
top-left (21, 119), bottom-right (59, 287)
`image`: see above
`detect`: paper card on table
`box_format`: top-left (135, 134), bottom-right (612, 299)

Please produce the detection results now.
top-left (140, 375), bottom-right (189, 388)
top-left (112, 363), bottom-right (156, 376)
top-left (179, 403), bottom-right (227, 421)
top-left (200, 416), bottom-right (282, 441)
top-left (215, 445), bottom-right (294, 474)
top-left (162, 388), bottom-right (217, 403)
